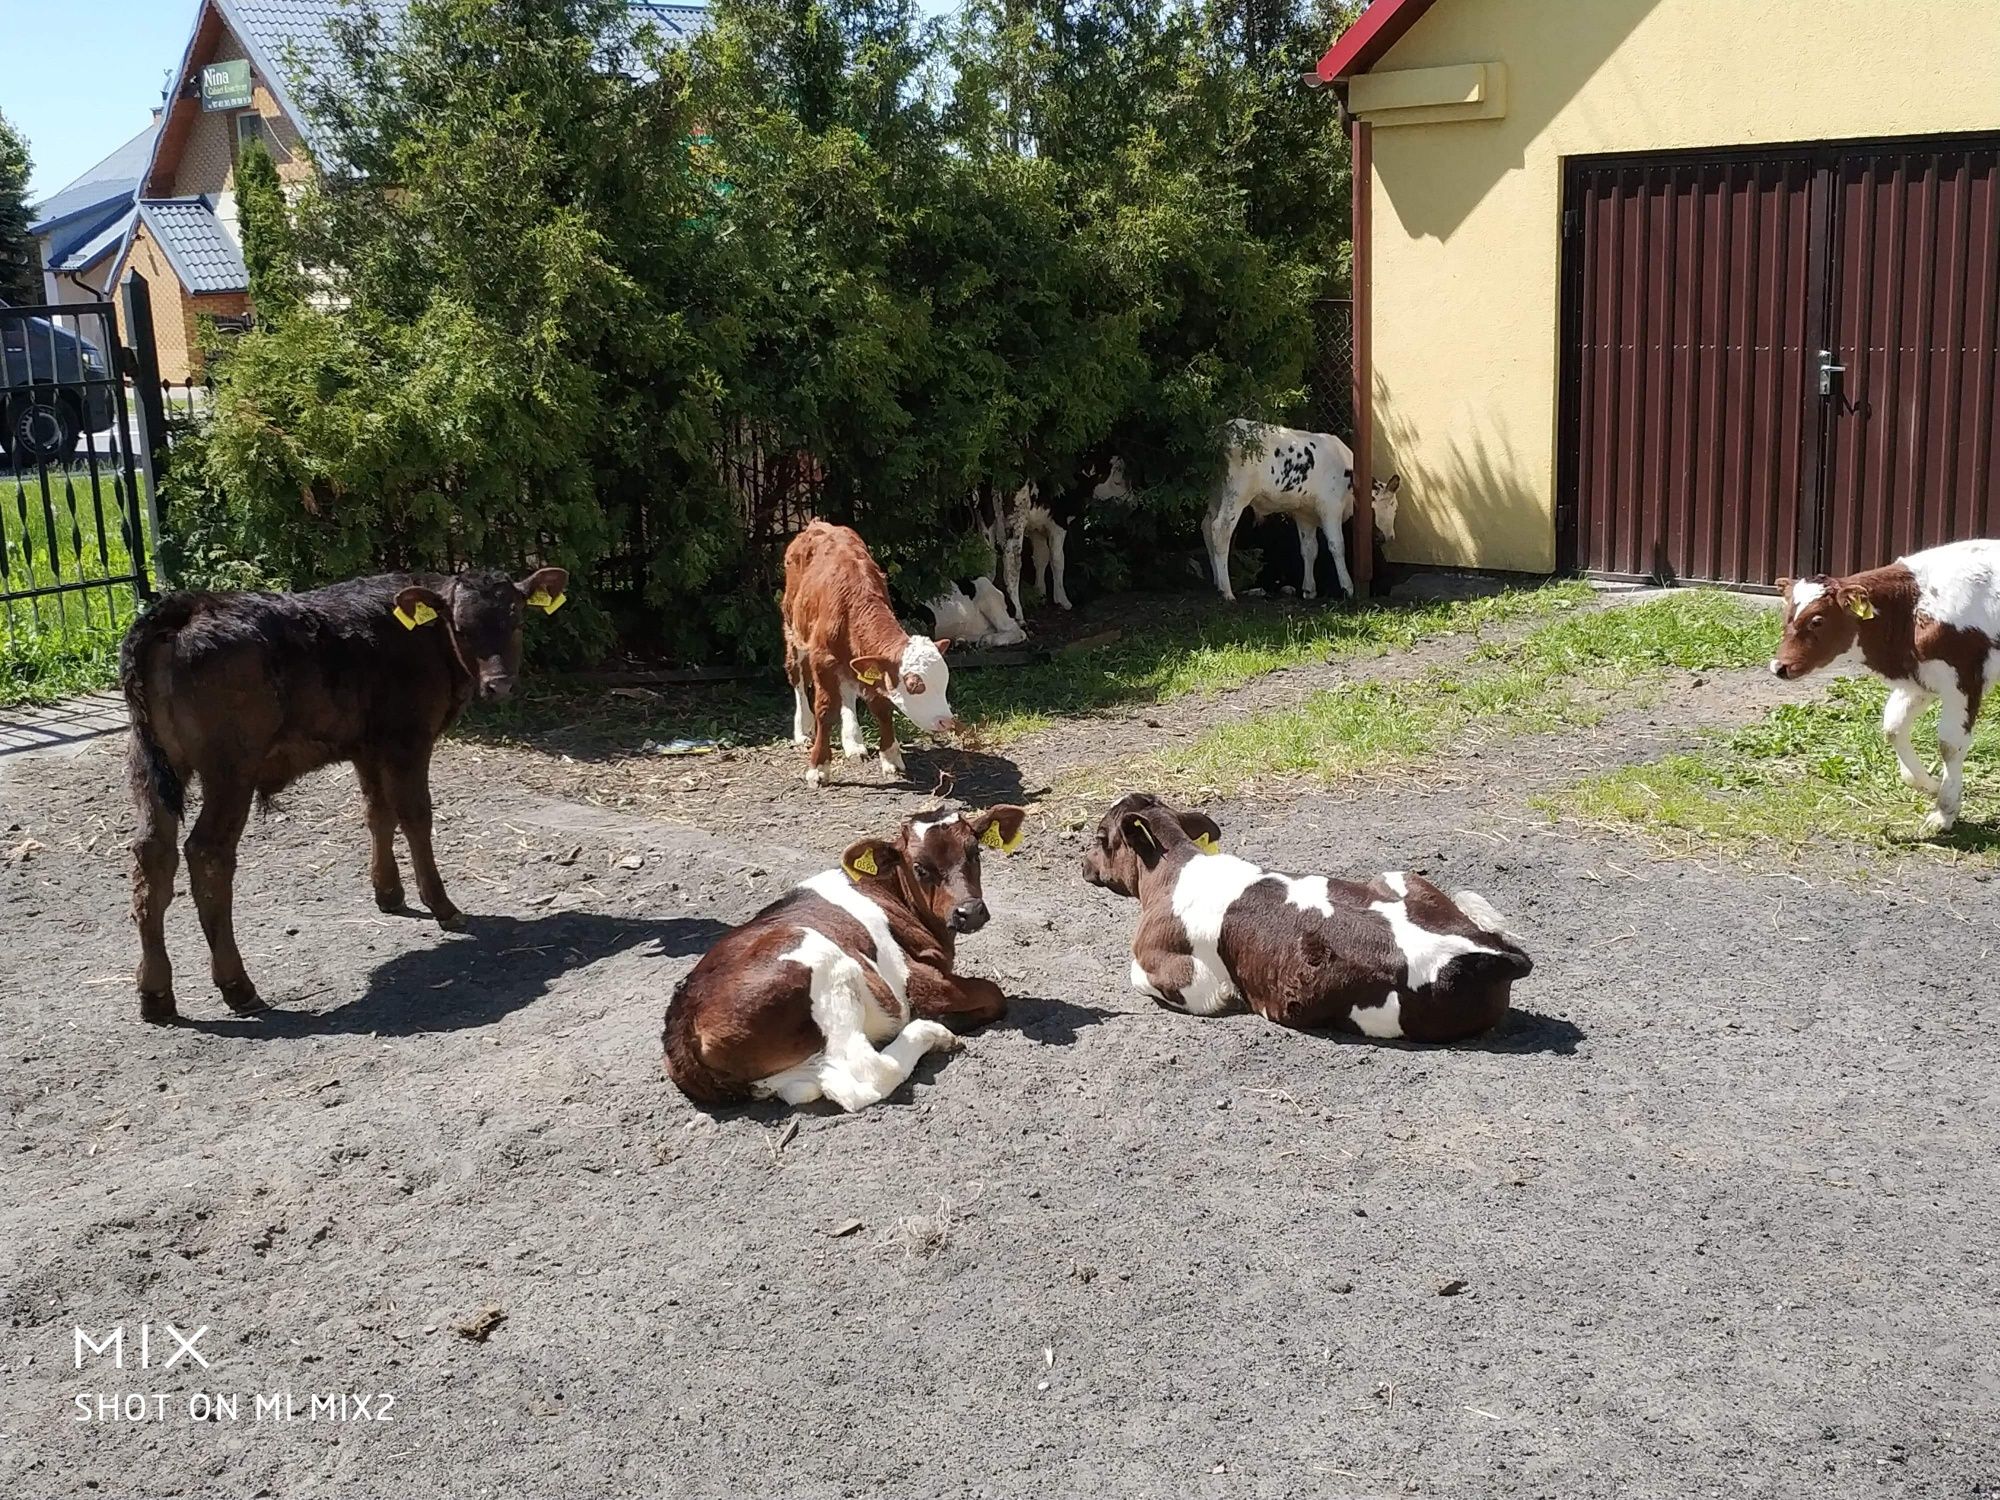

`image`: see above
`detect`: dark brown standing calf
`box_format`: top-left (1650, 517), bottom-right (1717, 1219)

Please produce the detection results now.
top-left (1081, 793), bottom-right (1532, 1043)
top-left (121, 567), bottom-right (568, 1022)
top-left (663, 805), bottom-right (1026, 1110)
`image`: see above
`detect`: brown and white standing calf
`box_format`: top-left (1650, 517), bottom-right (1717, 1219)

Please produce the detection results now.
top-left (663, 805), bottom-right (1027, 1110)
top-left (120, 567), bottom-right (568, 1021)
top-left (1081, 794), bottom-right (1532, 1043)
top-left (782, 521), bottom-right (957, 787)
top-left (1771, 539), bottom-right (2000, 834)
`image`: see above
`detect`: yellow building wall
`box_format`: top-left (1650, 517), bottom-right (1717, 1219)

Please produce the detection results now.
top-left (1361, 0), bottom-right (2000, 573)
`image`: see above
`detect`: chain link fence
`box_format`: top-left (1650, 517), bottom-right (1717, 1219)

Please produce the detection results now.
top-left (1304, 297), bottom-right (1355, 441)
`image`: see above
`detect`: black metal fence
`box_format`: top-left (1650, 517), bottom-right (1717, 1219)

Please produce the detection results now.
top-left (0, 299), bottom-right (158, 656)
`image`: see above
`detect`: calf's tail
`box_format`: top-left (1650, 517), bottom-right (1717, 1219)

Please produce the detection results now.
top-left (119, 598), bottom-right (191, 822)
top-left (661, 980), bottom-right (751, 1106)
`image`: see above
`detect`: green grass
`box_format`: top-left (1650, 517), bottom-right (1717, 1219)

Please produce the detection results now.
top-left (1540, 677), bottom-right (2000, 865)
top-left (465, 580), bottom-right (1597, 755)
top-left (968, 579), bottom-right (1595, 742)
top-left (0, 474), bottom-right (154, 707)
top-left (1157, 589), bottom-right (1781, 792)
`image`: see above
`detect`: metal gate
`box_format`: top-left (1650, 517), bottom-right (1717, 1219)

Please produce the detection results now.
top-left (0, 290), bottom-right (161, 657)
top-left (1559, 133), bottom-right (2000, 587)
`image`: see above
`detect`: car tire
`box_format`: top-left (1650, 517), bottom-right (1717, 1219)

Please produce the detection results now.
top-left (5, 393), bottom-right (81, 467)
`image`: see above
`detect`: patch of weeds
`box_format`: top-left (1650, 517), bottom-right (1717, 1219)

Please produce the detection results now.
top-left (0, 474), bottom-right (154, 707)
top-left (1157, 590), bottom-right (1777, 792)
top-left (0, 614), bottom-right (127, 707)
top-left (1540, 677), bottom-right (2000, 865)
top-left (970, 579), bottom-right (1595, 742)
top-left (455, 581), bottom-right (1594, 755)
top-left (1471, 587), bottom-right (1780, 680)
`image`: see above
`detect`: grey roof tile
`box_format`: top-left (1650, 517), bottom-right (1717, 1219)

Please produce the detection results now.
top-left (136, 198), bottom-right (249, 294)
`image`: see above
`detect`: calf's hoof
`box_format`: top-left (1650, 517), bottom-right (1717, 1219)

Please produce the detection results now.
top-left (433, 906), bottom-right (468, 933)
top-left (219, 981), bottom-right (267, 1016)
top-left (374, 886), bottom-right (407, 914)
top-left (804, 766), bottom-right (825, 789)
top-left (138, 989), bottom-right (179, 1025)
top-left (1920, 808), bottom-right (1958, 838)
top-left (908, 1019), bottom-right (963, 1054)
top-left (1900, 770), bottom-right (1943, 797)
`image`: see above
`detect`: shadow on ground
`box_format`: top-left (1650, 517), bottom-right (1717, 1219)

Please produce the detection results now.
top-left (1291, 1005), bottom-right (1584, 1057)
top-left (182, 912), bottom-right (727, 1039)
top-left (996, 995), bottom-right (1122, 1046)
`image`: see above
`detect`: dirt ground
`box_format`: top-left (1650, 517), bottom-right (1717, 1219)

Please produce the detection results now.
top-left (3, 595), bottom-right (1997, 1499)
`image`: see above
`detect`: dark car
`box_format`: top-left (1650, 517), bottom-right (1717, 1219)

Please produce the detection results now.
top-left (0, 309), bottom-right (120, 467)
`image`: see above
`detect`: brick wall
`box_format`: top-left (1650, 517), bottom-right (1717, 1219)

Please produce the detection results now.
top-left (171, 80), bottom-right (310, 201)
top-left (118, 224), bottom-right (199, 384)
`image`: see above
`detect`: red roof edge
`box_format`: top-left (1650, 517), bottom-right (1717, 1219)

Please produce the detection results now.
top-left (1316, 0), bottom-right (1442, 84)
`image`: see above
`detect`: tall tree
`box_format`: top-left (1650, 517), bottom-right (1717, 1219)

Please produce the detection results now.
top-left (0, 110), bottom-right (40, 306)
top-left (234, 137), bottom-right (303, 321)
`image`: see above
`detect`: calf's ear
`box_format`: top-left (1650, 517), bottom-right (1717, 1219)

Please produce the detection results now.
top-left (393, 585), bottom-right (450, 631)
top-left (1119, 809), bottom-right (1176, 866)
top-left (850, 654), bottom-right (896, 686)
top-left (518, 566), bottom-right (570, 615)
top-left (933, 637), bottom-right (953, 654)
top-left (969, 804), bottom-right (1027, 855)
top-left (841, 838), bottom-right (900, 883)
top-left (1385, 473), bottom-right (1403, 494)
top-left (1177, 808), bottom-right (1223, 854)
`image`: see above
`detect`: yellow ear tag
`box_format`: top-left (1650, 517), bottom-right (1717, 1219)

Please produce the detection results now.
top-left (528, 589), bottom-right (566, 614)
top-left (980, 822), bottom-right (1023, 854)
top-left (844, 848), bottom-right (879, 880)
top-left (393, 601), bottom-right (437, 630)
top-left (1194, 833), bottom-right (1220, 854)
top-left (1847, 595), bottom-right (1875, 620)
top-left (856, 668), bottom-right (882, 686)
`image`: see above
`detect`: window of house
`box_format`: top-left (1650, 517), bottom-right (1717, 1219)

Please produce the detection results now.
top-left (235, 112), bottom-right (265, 155)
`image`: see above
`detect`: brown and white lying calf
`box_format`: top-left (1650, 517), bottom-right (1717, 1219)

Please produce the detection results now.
top-left (663, 805), bottom-right (1026, 1110)
top-left (1081, 794), bottom-right (1532, 1043)
top-left (1771, 539), bottom-right (2000, 834)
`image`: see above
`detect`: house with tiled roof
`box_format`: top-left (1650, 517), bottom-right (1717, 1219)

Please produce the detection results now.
top-left (28, 119), bottom-right (160, 309)
top-left (106, 0), bottom-right (708, 380)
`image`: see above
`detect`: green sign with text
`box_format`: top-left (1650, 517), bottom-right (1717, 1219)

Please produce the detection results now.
top-left (202, 58), bottom-right (253, 111)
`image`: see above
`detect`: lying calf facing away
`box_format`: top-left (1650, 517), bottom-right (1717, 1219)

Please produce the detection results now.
top-left (1082, 794), bottom-right (1531, 1043)
top-left (663, 805), bottom-right (1026, 1110)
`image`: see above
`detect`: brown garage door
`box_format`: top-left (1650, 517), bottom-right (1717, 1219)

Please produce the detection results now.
top-left (1559, 135), bottom-right (2000, 587)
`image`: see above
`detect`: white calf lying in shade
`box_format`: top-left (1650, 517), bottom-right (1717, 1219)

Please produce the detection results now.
top-left (927, 575), bottom-right (1027, 648)
top-left (1080, 793), bottom-right (1532, 1043)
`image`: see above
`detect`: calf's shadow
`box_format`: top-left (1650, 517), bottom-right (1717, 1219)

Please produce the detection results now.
top-left (182, 911), bottom-right (727, 1039)
top-left (1294, 1005), bottom-right (1583, 1056)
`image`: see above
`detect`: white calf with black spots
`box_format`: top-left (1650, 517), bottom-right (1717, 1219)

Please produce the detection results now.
top-left (1203, 420), bottom-right (1401, 602)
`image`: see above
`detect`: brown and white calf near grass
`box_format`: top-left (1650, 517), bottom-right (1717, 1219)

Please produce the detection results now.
top-left (781, 520), bottom-right (957, 788)
top-left (663, 805), bottom-right (1026, 1110)
top-left (1081, 794), bottom-right (1532, 1043)
top-left (1771, 539), bottom-right (2000, 834)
